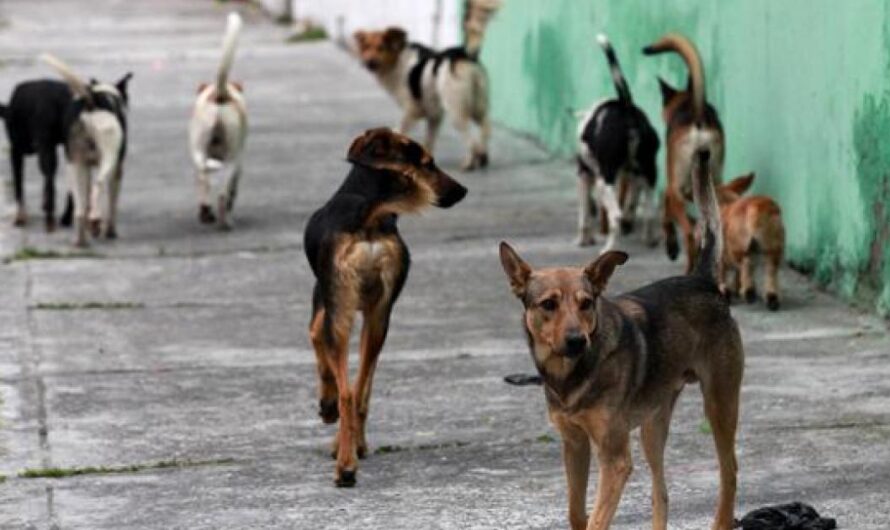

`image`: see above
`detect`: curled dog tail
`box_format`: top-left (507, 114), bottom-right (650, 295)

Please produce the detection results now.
top-left (40, 53), bottom-right (94, 108)
top-left (596, 34), bottom-right (632, 105)
top-left (691, 148), bottom-right (722, 281)
top-left (216, 12), bottom-right (243, 97)
top-left (463, 0), bottom-right (502, 59)
top-left (643, 33), bottom-right (705, 124)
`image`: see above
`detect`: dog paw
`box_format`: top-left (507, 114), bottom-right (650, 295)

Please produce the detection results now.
top-left (59, 212), bottom-right (73, 228)
top-left (477, 151), bottom-right (489, 168)
top-left (335, 468), bottom-right (357, 488)
top-left (319, 399), bottom-right (339, 424)
top-left (88, 219), bottom-right (102, 238)
top-left (13, 211), bottom-right (27, 227)
top-left (766, 293), bottom-right (780, 311)
top-left (105, 226), bottom-right (118, 240)
top-left (199, 205), bottom-right (216, 224)
top-left (45, 217), bottom-right (56, 233)
top-left (743, 288), bottom-right (757, 304)
top-left (620, 218), bottom-right (635, 235)
top-left (665, 234), bottom-right (679, 261)
top-left (575, 234), bottom-right (596, 247)
top-left (356, 440), bottom-right (368, 460)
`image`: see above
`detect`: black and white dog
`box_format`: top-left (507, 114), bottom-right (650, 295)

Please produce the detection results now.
top-left (354, 0), bottom-right (501, 171)
top-left (41, 54), bottom-right (131, 246)
top-left (576, 34), bottom-right (659, 252)
top-left (1, 80), bottom-right (74, 230)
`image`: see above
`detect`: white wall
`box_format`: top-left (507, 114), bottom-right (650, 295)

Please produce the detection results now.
top-left (291, 0), bottom-right (461, 48)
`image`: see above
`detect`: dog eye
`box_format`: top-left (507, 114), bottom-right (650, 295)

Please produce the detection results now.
top-left (539, 299), bottom-right (558, 312)
top-left (578, 298), bottom-right (594, 311)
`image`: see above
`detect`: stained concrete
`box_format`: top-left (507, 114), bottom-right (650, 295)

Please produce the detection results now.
top-left (0, 1), bottom-right (889, 529)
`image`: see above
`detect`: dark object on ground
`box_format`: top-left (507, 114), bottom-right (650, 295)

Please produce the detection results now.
top-left (735, 502), bottom-right (837, 529)
top-left (503, 373), bottom-right (542, 386)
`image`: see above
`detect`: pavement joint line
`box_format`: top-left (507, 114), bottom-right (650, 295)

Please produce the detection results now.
top-left (3, 243), bottom-right (303, 264)
top-left (14, 457), bottom-right (239, 480)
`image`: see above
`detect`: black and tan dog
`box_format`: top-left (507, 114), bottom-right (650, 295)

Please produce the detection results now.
top-left (304, 128), bottom-right (467, 487)
top-left (500, 149), bottom-right (743, 529)
top-left (643, 33), bottom-right (725, 272)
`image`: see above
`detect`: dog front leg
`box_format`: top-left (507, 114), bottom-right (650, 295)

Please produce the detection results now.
top-left (218, 163), bottom-right (241, 231)
top-left (641, 394), bottom-right (679, 530)
top-left (587, 431), bottom-right (632, 530)
top-left (11, 147), bottom-right (26, 226)
top-left (576, 170), bottom-right (596, 247)
top-left (452, 114), bottom-right (480, 171)
top-left (552, 415), bottom-right (591, 530)
top-left (37, 145), bottom-right (59, 232)
top-left (424, 114), bottom-right (443, 153)
top-left (196, 166), bottom-right (215, 224)
top-left (594, 179), bottom-right (621, 255)
top-left (67, 162), bottom-right (90, 247)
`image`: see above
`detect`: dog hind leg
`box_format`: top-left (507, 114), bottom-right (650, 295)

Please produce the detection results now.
top-left (11, 147), bottom-right (26, 226)
top-left (424, 114), bottom-right (443, 153)
top-left (309, 304), bottom-right (339, 425)
top-left (594, 178), bottom-right (621, 255)
top-left (67, 162), bottom-right (90, 247)
top-left (764, 250), bottom-right (781, 310)
top-left (37, 146), bottom-right (59, 231)
top-left (353, 303), bottom-right (391, 459)
top-left (576, 170), bottom-right (596, 247)
top-left (105, 164), bottom-right (122, 239)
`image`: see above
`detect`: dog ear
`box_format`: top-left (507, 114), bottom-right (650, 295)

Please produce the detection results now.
top-left (383, 27), bottom-right (407, 51)
top-left (347, 128), bottom-right (395, 167)
top-left (353, 30), bottom-right (367, 47)
top-left (657, 77), bottom-right (677, 103)
top-left (116, 72), bottom-right (133, 95)
top-left (722, 172), bottom-right (756, 197)
top-left (584, 251), bottom-right (628, 294)
top-left (499, 242), bottom-right (532, 298)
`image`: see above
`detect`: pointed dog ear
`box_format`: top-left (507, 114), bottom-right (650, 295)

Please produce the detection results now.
top-left (116, 72), bottom-right (133, 95)
top-left (584, 251), bottom-right (628, 294)
top-left (499, 242), bottom-right (532, 298)
top-left (382, 27), bottom-right (407, 51)
top-left (657, 77), bottom-right (677, 103)
top-left (723, 172), bottom-right (756, 196)
top-left (347, 128), bottom-right (395, 168)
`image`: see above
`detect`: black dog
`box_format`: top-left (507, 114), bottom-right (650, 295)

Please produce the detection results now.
top-left (1, 79), bottom-right (74, 230)
top-left (304, 128), bottom-right (466, 487)
top-left (576, 34), bottom-right (660, 252)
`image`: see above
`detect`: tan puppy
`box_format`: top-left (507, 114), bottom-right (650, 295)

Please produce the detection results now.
top-left (716, 173), bottom-right (785, 310)
top-left (189, 12), bottom-right (247, 230)
top-left (643, 34), bottom-right (725, 272)
top-left (500, 150), bottom-right (742, 530)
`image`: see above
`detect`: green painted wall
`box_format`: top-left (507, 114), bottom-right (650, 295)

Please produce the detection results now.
top-left (479, 0), bottom-right (890, 315)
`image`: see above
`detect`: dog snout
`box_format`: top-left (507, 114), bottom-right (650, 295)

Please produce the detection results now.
top-left (563, 332), bottom-right (588, 358)
top-left (364, 59), bottom-right (380, 71)
top-left (435, 172), bottom-right (468, 208)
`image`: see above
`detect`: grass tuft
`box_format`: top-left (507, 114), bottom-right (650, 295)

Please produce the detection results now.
top-left (18, 458), bottom-right (235, 479)
top-left (4, 246), bottom-right (103, 264)
top-left (286, 26), bottom-right (327, 43)
top-left (30, 301), bottom-right (145, 311)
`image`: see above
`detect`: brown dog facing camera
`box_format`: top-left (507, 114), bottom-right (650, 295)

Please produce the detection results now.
top-left (500, 150), bottom-right (743, 530)
top-left (716, 173), bottom-right (786, 310)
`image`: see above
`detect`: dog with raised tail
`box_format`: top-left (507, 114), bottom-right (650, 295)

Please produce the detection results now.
top-left (189, 12), bottom-right (247, 230)
top-left (40, 54), bottom-right (131, 246)
top-left (643, 33), bottom-right (725, 272)
top-left (500, 148), bottom-right (742, 530)
top-left (354, 0), bottom-right (501, 171)
top-left (576, 34), bottom-right (660, 252)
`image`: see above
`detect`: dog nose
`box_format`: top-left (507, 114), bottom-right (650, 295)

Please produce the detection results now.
top-left (564, 333), bottom-right (587, 358)
top-left (365, 59), bottom-right (379, 71)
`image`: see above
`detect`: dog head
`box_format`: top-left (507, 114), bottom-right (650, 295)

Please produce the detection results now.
top-left (354, 27), bottom-right (407, 74)
top-left (347, 128), bottom-right (467, 213)
top-left (717, 172), bottom-right (755, 205)
top-left (499, 242), bottom-right (627, 375)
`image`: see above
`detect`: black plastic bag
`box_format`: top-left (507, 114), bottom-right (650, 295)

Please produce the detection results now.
top-left (736, 502), bottom-right (837, 530)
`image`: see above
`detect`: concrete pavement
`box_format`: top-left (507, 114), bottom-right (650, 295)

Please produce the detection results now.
top-left (1, 1), bottom-right (889, 528)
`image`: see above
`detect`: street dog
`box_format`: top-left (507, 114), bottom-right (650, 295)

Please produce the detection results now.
top-left (715, 172), bottom-right (785, 310)
top-left (189, 12), bottom-right (247, 230)
top-left (41, 54), bottom-right (131, 246)
top-left (304, 128), bottom-right (467, 487)
top-left (577, 34), bottom-right (659, 252)
top-left (353, 0), bottom-right (501, 170)
top-left (1, 80), bottom-right (75, 230)
top-left (499, 149), bottom-right (743, 529)
top-left (643, 33), bottom-right (725, 272)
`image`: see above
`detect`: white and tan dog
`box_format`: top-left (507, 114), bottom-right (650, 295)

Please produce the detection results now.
top-left (354, 0), bottom-right (501, 171)
top-left (41, 54), bottom-right (131, 247)
top-left (189, 12), bottom-right (247, 229)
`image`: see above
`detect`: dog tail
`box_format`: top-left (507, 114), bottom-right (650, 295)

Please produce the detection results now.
top-left (691, 149), bottom-right (722, 281)
top-left (216, 12), bottom-right (243, 97)
top-left (643, 33), bottom-right (705, 124)
top-left (596, 34), bottom-right (632, 105)
top-left (463, 0), bottom-right (502, 59)
top-left (40, 53), bottom-right (93, 107)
